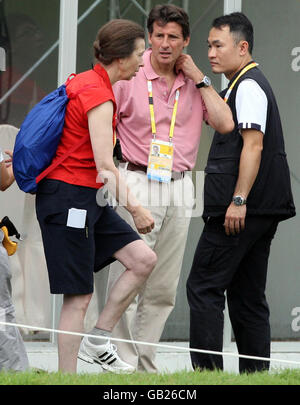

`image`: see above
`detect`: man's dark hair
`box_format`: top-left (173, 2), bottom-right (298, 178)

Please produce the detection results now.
top-left (147, 4), bottom-right (190, 40)
top-left (212, 12), bottom-right (254, 54)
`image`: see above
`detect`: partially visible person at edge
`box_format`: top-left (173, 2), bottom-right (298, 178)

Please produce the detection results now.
top-left (106, 4), bottom-right (234, 373)
top-left (35, 19), bottom-right (157, 374)
top-left (0, 147), bottom-right (29, 371)
top-left (187, 12), bottom-right (296, 374)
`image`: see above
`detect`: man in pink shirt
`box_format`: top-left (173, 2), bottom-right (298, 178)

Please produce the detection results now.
top-left (111, 48), bottom-right (208, 172)
top-left (106, 4), bottom-right (233, 372)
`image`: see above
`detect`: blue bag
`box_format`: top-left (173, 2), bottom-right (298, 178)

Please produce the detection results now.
top-left (13, 84), bottom-right (68, 193)
top-left (12, 75), bottom-right (92, 194)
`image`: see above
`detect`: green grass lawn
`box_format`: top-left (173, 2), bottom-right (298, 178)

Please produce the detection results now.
top-left (1, 368), bottom-right (300, 385)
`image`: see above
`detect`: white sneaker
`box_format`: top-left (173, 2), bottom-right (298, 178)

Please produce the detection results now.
top-left (78, 337), bottom-right (135, 374)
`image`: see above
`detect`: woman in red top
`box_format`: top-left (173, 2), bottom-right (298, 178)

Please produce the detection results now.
top-left (36, 20), bottom-right (156, 374)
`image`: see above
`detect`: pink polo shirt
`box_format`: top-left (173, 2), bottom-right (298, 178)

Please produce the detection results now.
top-left (113, 48), bottom-right (208, 172)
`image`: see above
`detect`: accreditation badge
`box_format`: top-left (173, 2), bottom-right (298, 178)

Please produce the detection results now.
top-left (147, 139), bottom-right (174, 183)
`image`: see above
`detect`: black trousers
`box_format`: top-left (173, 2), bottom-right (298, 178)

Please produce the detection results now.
top-left (187, 215), bottom-right (278, 373)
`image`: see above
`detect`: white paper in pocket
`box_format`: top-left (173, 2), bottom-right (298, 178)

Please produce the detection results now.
top-left (67, 208), bottom-right (87, 229)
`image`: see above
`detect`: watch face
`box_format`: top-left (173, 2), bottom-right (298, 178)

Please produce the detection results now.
top-left (233, 196), bottom-right (245, 206)
top-left (235, 196), bottom-right (243, 205)
top-left (204, 76), bottom-right (211, 86)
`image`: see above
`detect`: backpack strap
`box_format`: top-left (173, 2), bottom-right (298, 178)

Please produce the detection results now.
top-left (66, 73), bottom-right (97, 99)
top-left (36, 76), bottom-right (99, 185)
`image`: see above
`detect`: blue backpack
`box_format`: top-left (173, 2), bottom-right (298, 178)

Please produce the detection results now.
top-left (13, 74), bottom-right (91, 193)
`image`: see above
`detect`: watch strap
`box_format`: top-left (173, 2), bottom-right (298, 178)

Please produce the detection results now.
top-left (195, 81), bottom-right (205, 88)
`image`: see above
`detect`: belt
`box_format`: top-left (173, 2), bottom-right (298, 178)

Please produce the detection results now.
top-left (126, 162), bottom-right (185, 181)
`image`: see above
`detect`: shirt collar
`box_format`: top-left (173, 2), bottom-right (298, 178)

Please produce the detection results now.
top-left (93, 63), bottom-right (114, 92)
top-left (93, 63), bottom-right (116, 114)
top-left (227, 60), bottom-right (256, 87)
top-left (142, 48), bottom-right (186, 88)
top-left (142, 48), bottom-right (160, 80)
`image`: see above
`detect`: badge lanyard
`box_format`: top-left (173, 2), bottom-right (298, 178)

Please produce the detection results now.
top-left (146, 81), bottom-right (180, 183)
top-left (224, 62), bottom-right (258, 103)
top-left (147, 80), bottom-right (180, 142)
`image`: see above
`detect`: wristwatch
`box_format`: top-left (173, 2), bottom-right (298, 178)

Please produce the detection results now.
top-left (195, 76), bottom-right (211, 88)
top-left (232, 195), bottom-right (247, 206)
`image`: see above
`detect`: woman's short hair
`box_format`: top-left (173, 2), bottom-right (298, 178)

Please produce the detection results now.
top-left (93, 19), bottom-right (145, 65)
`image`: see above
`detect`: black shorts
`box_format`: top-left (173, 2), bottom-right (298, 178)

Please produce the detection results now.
top-left (36, 179), bottom-right (140, 294)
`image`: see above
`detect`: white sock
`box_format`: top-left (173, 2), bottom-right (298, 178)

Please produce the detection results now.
top-left (87, 327), bottom-right (111, 345)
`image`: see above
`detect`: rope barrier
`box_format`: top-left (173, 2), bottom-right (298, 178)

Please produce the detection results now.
top-left (1, 320), bottom-right (300, 367)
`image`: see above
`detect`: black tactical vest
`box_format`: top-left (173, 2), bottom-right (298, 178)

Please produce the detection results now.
top-left (203, 65), bottom-right (296, 221)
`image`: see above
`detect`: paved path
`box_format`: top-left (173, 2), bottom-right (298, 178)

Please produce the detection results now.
top-left (25, 341), bottom-right (300, 374)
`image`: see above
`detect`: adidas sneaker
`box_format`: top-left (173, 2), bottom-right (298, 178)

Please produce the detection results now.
top-left (78, 336), bottom-right (135, 374)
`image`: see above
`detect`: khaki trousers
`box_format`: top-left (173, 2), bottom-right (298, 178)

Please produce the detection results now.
top-left (106, 165), bottom-right (194, 372)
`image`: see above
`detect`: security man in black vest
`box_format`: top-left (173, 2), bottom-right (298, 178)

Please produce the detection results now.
top-left (187, 12), bottom-right (296, 373)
